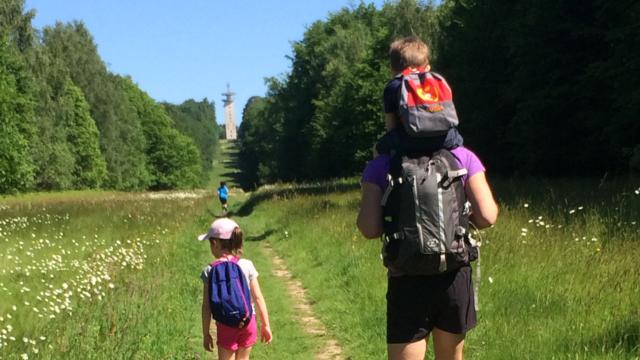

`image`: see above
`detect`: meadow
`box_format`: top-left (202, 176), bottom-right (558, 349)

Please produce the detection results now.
top-left (0, 142), bottom-right (319, 359)
top-left (1, 148), bottom-right (639, 359)
top-left (0, 190), bottom-right (216, 359)
top-left (237, 178), bottom-right (640, 360)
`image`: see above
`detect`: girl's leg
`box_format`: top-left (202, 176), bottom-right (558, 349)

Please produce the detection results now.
top-left (432, 327), bottom-right (465, 360)
top-left (388, 339), bottom-right (427, 360)
top-left (217, 347), bottom-right (236, 360)
top-left (235, 346), bottom-right (253, 360)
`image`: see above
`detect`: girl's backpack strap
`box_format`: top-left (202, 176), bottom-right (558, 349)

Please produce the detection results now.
top-left (211, 255), bottom-right (239, 266)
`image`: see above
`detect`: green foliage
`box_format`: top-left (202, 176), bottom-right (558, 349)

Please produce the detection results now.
top-left (0, 2), bottom-right (219, 194)
top-left (60, 80), bottom-right (107, 188)
top-left (437, 0), bottom-right (640, 176)
top-left (238, 96), bottom-right (274, 187)
top-left (236, 1), bottom-right (446, 185)
top-left (238, 3), bottom-right (391, 186)
top-left (0, 0), bottom-right (35, 52)
top-left (163, 98), bottom-right (219, 174)
top-left (42, 22), bottom-right (151, 190)
top-left (118, 76), bottom-right (203, 189)
top-left (0, 36), bottom-right (35, 193)
top-left (238, 0), bottom-right (640, 183)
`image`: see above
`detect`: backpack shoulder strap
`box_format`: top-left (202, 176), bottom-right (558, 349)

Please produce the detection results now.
top-left (375, 129), bottom-right (403, 156)
top-left (433, 149), bottom-right (467, 187)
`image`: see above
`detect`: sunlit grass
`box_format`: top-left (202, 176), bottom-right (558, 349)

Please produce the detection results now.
top-left (0, 142), bottom-right (314, 359)
top-left (239, 177), bottom-right (640, 360)
top-left (0, 191), bottom-right (214, 358)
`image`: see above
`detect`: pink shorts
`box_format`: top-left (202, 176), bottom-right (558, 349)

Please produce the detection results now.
top-left (216, 315), bottom-right (257, 351)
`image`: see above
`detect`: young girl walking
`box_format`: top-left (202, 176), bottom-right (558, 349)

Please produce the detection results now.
top-left (198, 217), bottom-right (272, 359)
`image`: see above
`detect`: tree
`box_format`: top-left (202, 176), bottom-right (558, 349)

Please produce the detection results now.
top-left (60, 80), bottom-right (107, 188)
top-left (118, 76), bottom-right (203, 189)
top-left (163, 98), bottom-right (219, 175)
top-left (0, 37), bottom-right (34, 192)
top-left (42, 22), bottom-right (150, 189)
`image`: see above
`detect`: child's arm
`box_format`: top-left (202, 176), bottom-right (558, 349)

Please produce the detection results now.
top-left (201, 282), bottom-right (214, 351)
top-left (384, 113), bottom-right (398, 131)
top-left (250, 278), bottom-right (272, 344)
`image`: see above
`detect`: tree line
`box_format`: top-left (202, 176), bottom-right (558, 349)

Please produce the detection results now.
top-left (0, 0), bottom-right (219, 194)
top-left (238, 0), bottom-right (640, 189)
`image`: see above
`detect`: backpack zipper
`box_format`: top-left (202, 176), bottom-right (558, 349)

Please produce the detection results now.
top-left (235, 277), bottom-right (251, 327)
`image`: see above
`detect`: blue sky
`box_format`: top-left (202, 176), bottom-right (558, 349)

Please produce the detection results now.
top-left (25, 0), bottom-right (386, 124)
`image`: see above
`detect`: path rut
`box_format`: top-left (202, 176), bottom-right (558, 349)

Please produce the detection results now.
top-left (261, 243), bottom-right (346, 360)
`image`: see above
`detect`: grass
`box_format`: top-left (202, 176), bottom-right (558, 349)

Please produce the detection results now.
top-left (0, 142), bottom-right (314, 359)
top-left (236, 177), bottom-right (640, 360)
top-left (0, 191), bottom-right (216, 359)
top-left (2, 138), bottom-right (639, 360)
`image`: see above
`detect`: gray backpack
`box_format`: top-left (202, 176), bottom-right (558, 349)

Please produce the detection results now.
top-left (380, 147), bottom-right (477, 275)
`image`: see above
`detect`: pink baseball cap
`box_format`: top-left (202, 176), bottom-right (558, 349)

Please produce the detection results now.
top-left (197, 218), bottom-right (239, 241)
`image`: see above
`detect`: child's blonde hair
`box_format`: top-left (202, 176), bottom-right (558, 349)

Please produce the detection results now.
top-left (389, 36), bottom-right (430, 73)
top-left (210, 227), bottom-right (244, 256)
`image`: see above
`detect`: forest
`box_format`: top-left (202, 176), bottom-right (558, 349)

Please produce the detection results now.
top-left (238, 0), bottom-right (640, 188)
top-left (0, 0), bottom-right (219, 194)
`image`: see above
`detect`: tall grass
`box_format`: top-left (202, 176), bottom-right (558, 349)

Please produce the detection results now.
top-left (0, 191), bottom-right (215, 359)
top-left (237, 177), bottom-right (640, 359)
top-left (0, 140), bottom-right (320, 359)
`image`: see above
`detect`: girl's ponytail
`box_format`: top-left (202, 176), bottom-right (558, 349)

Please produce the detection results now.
top-left (230, 226), bottom-right (244, 256)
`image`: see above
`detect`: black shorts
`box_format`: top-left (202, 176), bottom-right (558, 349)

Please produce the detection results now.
top-left (386, 266), bottom-right (476, 344)
top-left (219, 197), bottom-right (227, 205)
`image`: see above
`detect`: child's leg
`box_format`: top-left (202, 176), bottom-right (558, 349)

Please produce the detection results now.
top-left (235, 346), bottom-right (253, 360)
top-left (217, 347), bottom-right (236, 360)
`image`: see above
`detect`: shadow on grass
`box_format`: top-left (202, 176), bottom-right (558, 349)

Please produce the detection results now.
top-left (205, 207), bottom-right (245, 221)
top-left (218, 142), bottom-right (244, 187)
top-left (229, 180), bottom-right (359, 217)
top-left (246, 228), bottom-right (277, 242)
top-left (584, 320), bottom-right (640, 356)
top-left (560, 319), bottom-right (640, 356)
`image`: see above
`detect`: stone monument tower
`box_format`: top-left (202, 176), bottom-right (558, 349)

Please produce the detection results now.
top-left (222, 84), bottom-right (237, 140)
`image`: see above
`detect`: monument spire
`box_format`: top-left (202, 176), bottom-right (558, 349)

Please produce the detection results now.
top-left (222, 83), bottom-right (237, 140)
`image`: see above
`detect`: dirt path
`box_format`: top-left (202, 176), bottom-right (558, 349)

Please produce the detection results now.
top-left (261, 243), bottom-right (346, 360)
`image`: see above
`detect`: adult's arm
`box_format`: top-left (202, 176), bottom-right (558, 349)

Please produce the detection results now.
top-left (465, 171), bottom-right (498, 229)
top-left (357, 182), bottom-right (384, 239)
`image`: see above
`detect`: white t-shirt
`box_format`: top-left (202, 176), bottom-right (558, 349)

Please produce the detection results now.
top-left (200, 258), bottom-right (259, 285)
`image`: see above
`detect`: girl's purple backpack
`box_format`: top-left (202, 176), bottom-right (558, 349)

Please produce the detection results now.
top-left (208, 257), bottom-right (253, 328)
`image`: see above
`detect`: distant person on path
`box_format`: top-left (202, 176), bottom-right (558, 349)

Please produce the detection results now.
top-left (357, 37), bottom-right (498, 360)
top-left (199, 218), bottom-right (272, 360)
top-left (217, 181), bottom-right (229, 213)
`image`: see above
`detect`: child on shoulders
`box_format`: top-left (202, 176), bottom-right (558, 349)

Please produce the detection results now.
top-left (376, 36), bottom-right (464, 156)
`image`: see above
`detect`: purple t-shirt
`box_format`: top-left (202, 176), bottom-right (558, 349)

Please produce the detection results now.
top-left (362, 147), bottom-right (485, 190)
